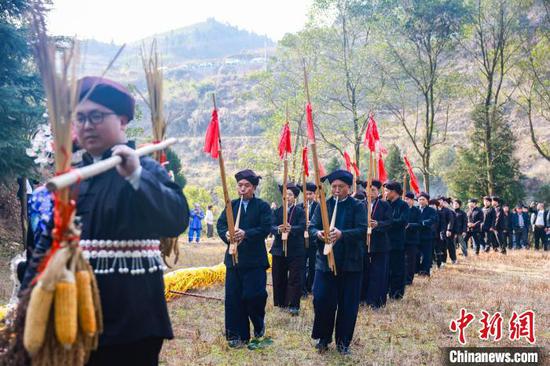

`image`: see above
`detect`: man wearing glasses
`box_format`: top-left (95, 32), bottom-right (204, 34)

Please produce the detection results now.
top-left (73, 76), bottom-right (189, 366)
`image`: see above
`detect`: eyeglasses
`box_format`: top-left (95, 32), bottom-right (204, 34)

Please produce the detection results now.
top-left (75, 111), bottom-right (117, 125)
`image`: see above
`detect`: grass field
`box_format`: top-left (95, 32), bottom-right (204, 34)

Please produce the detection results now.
top-left (160, 240), bottom-right (549, 365)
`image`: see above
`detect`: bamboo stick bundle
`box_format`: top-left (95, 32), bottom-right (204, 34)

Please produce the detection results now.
top-left (140, 39), bottom-right (180, 266)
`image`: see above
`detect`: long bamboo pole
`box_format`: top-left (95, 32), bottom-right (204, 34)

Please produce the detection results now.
top-left (302, 166), bottom-right (310, 248)
top-left (212, 95), bottom-right (238, 265)
top-left (281, 110), bottom-right (290, 256)
top-left (366, 151), bottom-right (373, 252)
top-left (303, 63), bottom-right (336, 274)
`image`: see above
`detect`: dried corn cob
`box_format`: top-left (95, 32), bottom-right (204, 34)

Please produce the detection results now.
top-left (23, 283), bottom-right (54, 355)
top-left (76, 270), bottom-right (97, 336)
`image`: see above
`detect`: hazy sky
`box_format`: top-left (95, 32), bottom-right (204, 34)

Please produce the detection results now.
top-left (46, 0), bottom-right (312, 43)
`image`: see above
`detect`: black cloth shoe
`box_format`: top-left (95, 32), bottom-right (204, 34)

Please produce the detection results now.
top-left (227, 339), bottom-right (246, 349)
top-left (315, 339), bottom-right (329, 353)
top-left (254, 325), bottom-right (265, 339)
top-left (337, 344), bottom-right (351, 355)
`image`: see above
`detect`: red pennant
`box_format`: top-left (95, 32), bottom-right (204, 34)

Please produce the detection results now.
top-left (302, 146), bottom-right (309, 177)
top-left (278, 122), bottom-right (292, 159)
top-left (351, 162), bottom-right (360, 178)
top-left (306, 103), bottom-right (315, 142)
top-left (203, 108), bottom-right (220, 159)
top-left (403, 155), bottom-right (420, 194)
top-left (378, 152), bottom-right (387, 183)
top-left (364, 115), bottom-right (380, 152)
top-left (343, 151), bottom-right (352, 172)
top-left (318, 159), bottom-right (326, 178)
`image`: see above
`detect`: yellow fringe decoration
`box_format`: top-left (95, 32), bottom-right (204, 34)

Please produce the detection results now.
top-left (163, 254), bottom-right (273, 301)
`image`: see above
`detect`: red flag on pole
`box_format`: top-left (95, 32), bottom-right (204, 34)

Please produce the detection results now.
top-left (203, 108), bottom-right (220, 158)
top-left (302, 146), bottom-right (309, 177)
top-left (403, 155), bottom-right (420, 194)
top-left (343, 151), bottom-right (352, 172)
top-left (378, 152), bottom-right (387, 183)
top-left (364, 115), bottom-right (380, 152)
top-left (306, 103), bottom-right (315, 142)
top-left (351, 162), bottom-right (360, 179)
top-left (278, 122), bottom-right (292, 159)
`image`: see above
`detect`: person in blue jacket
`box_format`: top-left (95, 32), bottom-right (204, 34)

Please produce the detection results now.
top-left (189, 203), bottom-right (205, 243)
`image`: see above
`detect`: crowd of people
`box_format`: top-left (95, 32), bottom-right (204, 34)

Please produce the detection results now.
top-left (216, 168), bottom-right (549, 355)
top-left (10, 75), bottom-right (549, 365)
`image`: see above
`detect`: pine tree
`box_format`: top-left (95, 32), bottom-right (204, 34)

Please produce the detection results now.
top-left (446, 105), bottom-right (524, 205)
top-left (385, 144), bottom-right (406, 182)
top-left (0, 0), bottom-right (45, 183)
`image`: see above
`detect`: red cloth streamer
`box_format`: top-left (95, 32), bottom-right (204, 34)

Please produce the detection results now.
top-left (351, 162), bottom-right (361, 179)
top-left (203, 108), bottom-right (220, 159)
top-left (302, 146), bottom-right (309, 177)
top-left (318, 159), bottom-right (326, 178)
top-left (351, 162), bottom-right (360, 179)
top-left (378, 152), bottom-right (387, 183)
top-left (306, 103), bottom-right (315, 142)
top-left (278, 122), bottom-right (292, 159)
top-left (343, 151), bottom-right (352, 172)
top-left (403, 155), bottom-right (420, 194)
top-left (364, 115), bottom-right (380, 152)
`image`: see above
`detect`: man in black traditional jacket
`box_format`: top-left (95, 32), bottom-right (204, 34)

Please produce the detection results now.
top-left (384, 181), bottom-right (409, 300)
top-left (452, 199), bottom-right (468, 257)
top-left (465, 198), bottom-right (484, 255)
top-left (437, 196), bottom-right (456, 265)
top-left (69, 77), bottom-right (189, 366)
top-left (403, 192), bottom-right (420, 285)
top-left (482, 196), bottom-right (496, 252)
top-left (298, 182), bottom-right (319, 297)
top-left (217, 169), bottom-right (272, 348)
top-left (309, 170), bottom-right (367, 355)
top-left (417, 192), bottom-right (438, 276)
top-left (270, 182), bottom-right (306, 315)
top-left (492, 196), bottom-right (507, 254)
top-left (360, 179), bottom-right (392, 309)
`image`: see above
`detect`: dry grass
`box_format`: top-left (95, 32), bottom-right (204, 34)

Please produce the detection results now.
top-left (161, 243), bottom-right (549, 366)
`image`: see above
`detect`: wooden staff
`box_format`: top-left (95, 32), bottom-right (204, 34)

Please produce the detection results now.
top-left (211, 95), bottom-right (239, 265)
top-left (303, 63), bottom-right (336, 274)
top-left (366, 151), bottom-right (373, 252)
top-left (352, 167), bottom-right (357, 195)
top-left (302, 166), bottom-right (310, 248)
top-left (46, 138), bottom-right (179, 192)
top-left (281, 111), bottom-right (290, 256)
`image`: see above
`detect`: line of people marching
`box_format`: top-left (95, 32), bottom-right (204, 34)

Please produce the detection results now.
top-left (216, 168), bottom-right (550, 356)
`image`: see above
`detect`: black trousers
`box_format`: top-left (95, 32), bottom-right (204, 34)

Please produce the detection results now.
top-left (388, 249), bottom-right (406, 299)
top-left (534, 226), bottom-right (547, 250)
top-left (465, 231), bottom-right (482, 253)
top-left (225, 267), bottom-right (267, 342)
top-left (86, 337), bottom-right (163, 366)
top-left (312, 270), bottom-right (362, 348)
top-left (404, 245), bottom-right (417, 285)
top-left (303, 244), bottom-right (317, 295)
top-left (272, 255), bottom-right (305, 308)
top-left (206, 224), bottom-right (214, 238)
top-left (441, 236), bottom-right (457, 263)
top-left (503, 230), bottom-right (513, 249)
top-left (435, 237), bottom-right (445, 267)
top-left (361, 251), bottom-right (389, 308)
top-left (417, 239), bottom-right (433, 275)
